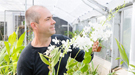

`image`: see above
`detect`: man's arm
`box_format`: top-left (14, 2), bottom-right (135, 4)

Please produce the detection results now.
top-left (17, 47), bottom-right (33, 75)
top-left (70, 45), bottom-right (94, 62)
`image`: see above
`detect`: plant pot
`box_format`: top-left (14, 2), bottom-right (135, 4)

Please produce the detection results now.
top-left (96, 46), bottom-right (102, 52)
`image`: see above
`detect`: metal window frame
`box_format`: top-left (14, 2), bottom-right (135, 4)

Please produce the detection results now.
top-left (120, 6), bottom-right (132, 68)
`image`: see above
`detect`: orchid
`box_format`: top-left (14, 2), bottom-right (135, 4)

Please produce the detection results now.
top-left (52, 37), bottom-right (60, 44)
top-left (88, 22), bottom-right (112, 47)
top-left (72, 36), bottom-right (93, 52)
top-left (48, 45), bottom-right (55, 51)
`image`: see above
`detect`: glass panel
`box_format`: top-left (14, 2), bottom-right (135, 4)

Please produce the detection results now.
top-left (122, 8), bottom-right (132, 68)
top-left (94, 16), bottom-right (112, 62)
top-left (0, 22), bottom-right (7, 40)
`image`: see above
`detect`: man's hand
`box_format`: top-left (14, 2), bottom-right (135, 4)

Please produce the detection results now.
top-left (92, 41), bottom-right (99, 52)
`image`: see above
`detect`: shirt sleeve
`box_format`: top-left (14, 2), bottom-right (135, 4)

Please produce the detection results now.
top-left (61, 35), bottom-right (94, 62)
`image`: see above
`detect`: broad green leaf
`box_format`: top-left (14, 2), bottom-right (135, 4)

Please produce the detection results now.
top-left (88, 48), bottom-right (92, 54)
top-left (4, 41), bottom-right (10, 56)
top-left (121, 44), bottom-right (129, 65)
top-left (83, 55), bottom-right (91, 64)
top-left (84, 51), bottom-right (89, 58)
top-left (66, 69), bottom-right (74, 73)
top-left (12, 53), bottom-right (17, 61)
top-left (115, 57), bottom-right (121, 60)
top-left (91, 61), bottom-right (94, 71)
top-left (13, 62), bottom-right (17, 73)
top-left (80, 64), bottom-right (89, 73)
top-left (10, 42), bottom-right (17, 54)
top-left (73, 71), bottom-right (81, 75)
top-left (12, 46), bottom-right (25, 56)
top-left (0, 65), bottom-right (12, 69)
top-left (16, 32), bottom-right (25, 47)
top-left (39, 53), bottom-right (51, 65)
top-left (50, 48), bottom-right (59, 57)
top-left (8, 32), bottom-right (17, 46)
top-left (120, 61), bottom-right (124, 65)
top-left (43, 54), bottom-right (50, 58)
top-left (0, 47), bottom-right (6, 62)
top-left (93, 65), bottom-right (99, 74)
top-left (52, 67), bottom-right (56, 75)
top-left (0, 61), bottom-right (4, 65)
top-left (130, 64), bottom-right (135, 68)
top-left (66, 58), bottom-right (75, 69)
top-left (68, 62), bottom-right (78, 68)
top-left (4, 54), bottom-right (10, 63)
top-left (115, 38), bottom-right (128, 66)
top-left (51, 51), bottom-right (60, 67)
top-left (128, 71), bottom-right (135, 75)
top-left (64, 73), bottom-right (68, 75)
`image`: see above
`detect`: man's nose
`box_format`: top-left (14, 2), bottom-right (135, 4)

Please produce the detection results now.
top-left (51, 19), bottom-right (56, 25)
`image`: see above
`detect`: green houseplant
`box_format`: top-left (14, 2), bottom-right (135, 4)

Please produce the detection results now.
top-left (0, 31), bottom-right (25, 75)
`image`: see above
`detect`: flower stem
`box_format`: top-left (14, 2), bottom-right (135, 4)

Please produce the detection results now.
top-left (74, 49), bottom-right (81, 59)
top-left (56, 56), bottom-right (63, 75)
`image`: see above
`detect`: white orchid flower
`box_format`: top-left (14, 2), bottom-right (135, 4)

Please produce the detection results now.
top-left (52, 37), bottom-right (60, 44)
top-left (60, 53), bottom-right (64, 57)
top-left (48, 45), bottom-right (55, 51)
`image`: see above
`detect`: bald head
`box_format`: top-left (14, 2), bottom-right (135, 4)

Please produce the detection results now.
top-left (25, 5), bottom-right (47, 30)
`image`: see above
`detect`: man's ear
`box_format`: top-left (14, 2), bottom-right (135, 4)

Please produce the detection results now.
top-left (31, 22), bottom-right (37, 30)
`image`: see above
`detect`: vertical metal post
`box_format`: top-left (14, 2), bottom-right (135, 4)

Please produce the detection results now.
top-left (33, 0), bottom-right (34, 5)
top-left (128, 1), bottom-right (135, 75)
top-left (25, 0), bottom-right (27, 46)
top-left (67, 23), bottom-right (69, 37)
top-left (4, 11), bottom-right (6, 41)
top-left (17, 16), bottom-right (18, 31)
top-left (111, 13), bottom-right (120, 70)
top-left (32, 0), bottom-right (34, 39)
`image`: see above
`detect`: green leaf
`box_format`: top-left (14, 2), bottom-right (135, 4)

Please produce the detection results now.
top-left (50, 48), bottom-right (59, 57)
top-left (128, 71), bottom-right (135, 75)
top-left (83, 53), bottom-right (91, 64)
top-left (10, 42), bottom-right (17, 55)
top-left (120, 61), bottom-right (124, 65)
top-left (12, 53), bottom-right (17, 61)
top-left (0, 47), bottom-right (6, 64)
top-left (68, 62), bottom-right (78, 68)
top-left (13, 62), bottom-right (17, 73)
top-left (12, 46), bottom-right (25, 56)
top-left (80, 64), bottom-right (89, 73)
top-left (84, 51), bottom-right (90, 58)
top-left (16, 32), bottom-right (25, 47)
top-left (4, 54), bottom-right (10, 62)
top-left (8, 32), bottom-right (17, 46)
top-left (73, 71), bottom-right (81, 75)
top-left (4, 41), bottom-right (10, 56)
top-left (130, 64), bottom-right (135, 68)
top-left (0, 65), bottom-right (12, 69)
top-left (39, 53), bottom-right (51, 65)
top-left (66, 69), bottom-right (74, 73)
top-left (115, 38), bottom-right (129, 66)
top-left (121, 44), bottom-right (129, 65)
top-left (51, 51), bottom-right (60, 67)
top-left (115, 57), bottom-right (121, 60)
top-left (52, 67), bottom-right (56, 75)
top-left (93, 65), bottom-right (99, 74)
top-left (91, 61), bottom-right (94, 71)
top-left (66, 58), bottom-right (75, 69)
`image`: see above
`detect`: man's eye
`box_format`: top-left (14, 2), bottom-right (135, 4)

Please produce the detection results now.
top-left (46, 19), bottom-right (50, 21)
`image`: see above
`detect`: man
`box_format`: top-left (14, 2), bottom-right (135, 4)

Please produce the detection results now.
top-left (17, 5), bottom-right (99, 75)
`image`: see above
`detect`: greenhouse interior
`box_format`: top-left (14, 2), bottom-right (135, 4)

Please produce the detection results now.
top-left (0, 0), bottom-right (135, 75)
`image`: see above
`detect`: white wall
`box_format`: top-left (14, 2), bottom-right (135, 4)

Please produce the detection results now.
top-left (0, 12), bottom-right (14, 37)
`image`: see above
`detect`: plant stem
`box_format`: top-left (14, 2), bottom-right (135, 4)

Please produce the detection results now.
top-left (74, 49), bottom-right (81, 59)
top-left (56, 56), bottom-right (63, 75)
